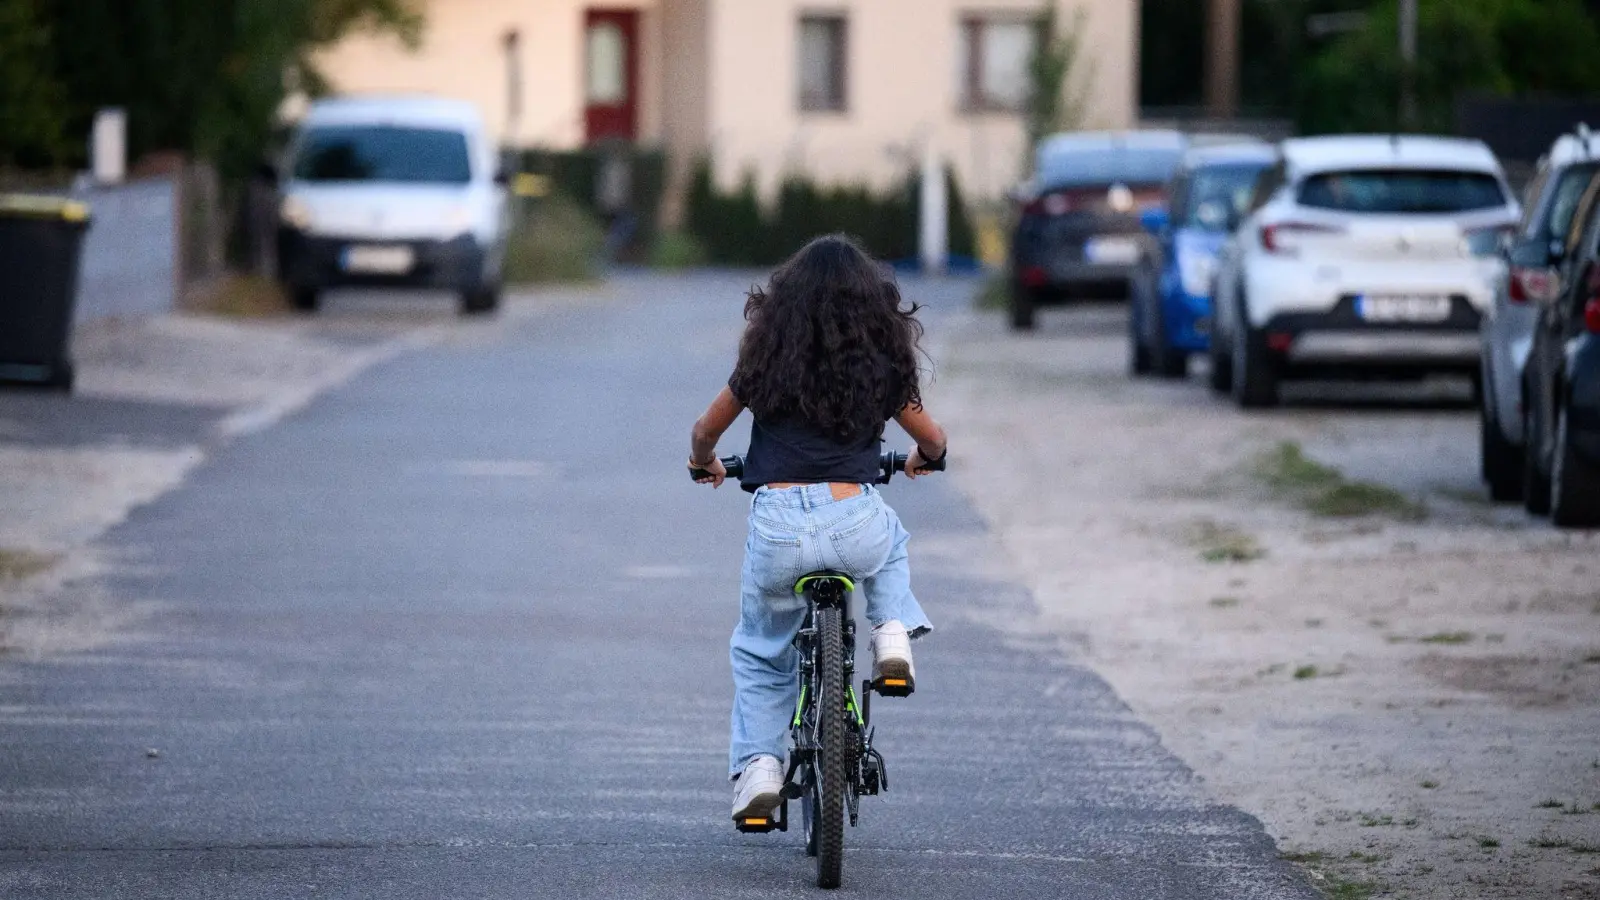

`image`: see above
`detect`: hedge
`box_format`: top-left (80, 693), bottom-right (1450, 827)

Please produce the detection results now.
top-left (685, 159), bottom-right (975, 267)
top-left (510, 145), bottom-right (667, 263)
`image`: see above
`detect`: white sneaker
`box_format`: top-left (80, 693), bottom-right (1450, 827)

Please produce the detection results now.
top-left (871, 620), bottom-right (915, 690)
top-left (731, 755), bottom-right (784, 820)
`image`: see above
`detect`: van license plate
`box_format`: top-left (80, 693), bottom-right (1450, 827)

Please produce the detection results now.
top-left (1356, 294), bottom-right (1451, 323)
top-left (343, 245), bottom-right (414, 274)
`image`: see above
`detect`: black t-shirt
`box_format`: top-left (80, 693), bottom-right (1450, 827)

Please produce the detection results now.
top-left (730, 374), bottom-right (895, 492)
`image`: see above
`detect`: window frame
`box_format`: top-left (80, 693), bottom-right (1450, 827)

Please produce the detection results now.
top-left (797, 13), bottom-right (849, 114)
top-left (958, 11), bottom-right (1039, 114)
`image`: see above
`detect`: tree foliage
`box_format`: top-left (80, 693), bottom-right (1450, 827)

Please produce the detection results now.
top-left (1027, 5), bottom-right (1092, 153)
top-left (2, 0), bottom-right (420, 175)
top-left (1141, 0), bottom-right (1600, 134)
top-left (0, 0), bottom-right (71, 168)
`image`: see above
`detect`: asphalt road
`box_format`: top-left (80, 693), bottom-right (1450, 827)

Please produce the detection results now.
top-left (0, 273), bottom-right (1318, 899)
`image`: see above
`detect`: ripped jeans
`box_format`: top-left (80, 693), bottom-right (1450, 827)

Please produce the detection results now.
top-left (728, 483), bottom-right (932, 777)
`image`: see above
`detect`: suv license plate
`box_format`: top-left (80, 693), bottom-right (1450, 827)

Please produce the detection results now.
top-left (343, 245), bottom-right (415, 274)
top-left (1356, 294), bottom-right (1451, 323)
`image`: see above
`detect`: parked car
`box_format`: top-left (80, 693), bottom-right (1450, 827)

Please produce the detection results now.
top-left (1480, 128), bottom-right (1600, 501)
top-left (274, 95), bottom-right (509, 315)
top-left (1519, 165), bottom-right (1600, 526)
top-left (1131, 140), bottom-right (1276, 378)
top-left (1209, 135), bottom-right (1519, 407)
top-left (1008, 130), bottom-right (1185, 330)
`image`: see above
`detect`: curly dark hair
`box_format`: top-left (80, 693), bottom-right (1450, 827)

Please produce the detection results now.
top-left (729, 234), bottom-right (924, 442)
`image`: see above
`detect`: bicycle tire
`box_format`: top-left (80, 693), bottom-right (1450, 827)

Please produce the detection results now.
top-left (814, 606), bottom-right (846, 889)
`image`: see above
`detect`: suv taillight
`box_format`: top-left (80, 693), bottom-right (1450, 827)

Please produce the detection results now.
top-left (1586, 298), bottom-right (1600, 333)
top-left (1259, 221), bottom-right (1343, 256)
top-left (1509, 266), bottom-right (1558, 304)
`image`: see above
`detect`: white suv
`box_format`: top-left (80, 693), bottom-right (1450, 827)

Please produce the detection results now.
top-left (1210, 136), bottom-right (1519, 407)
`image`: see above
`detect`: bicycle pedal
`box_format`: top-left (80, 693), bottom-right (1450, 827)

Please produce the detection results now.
top-left (873, 676), bottom-right (915, 697)
top-left (734, 816), bottom-right (781, 833)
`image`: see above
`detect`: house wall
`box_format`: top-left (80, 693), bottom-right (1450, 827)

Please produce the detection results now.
top-left (699, 0), bottom-right (1136, 203)
top-left (314, 0), bottom-right (664, 149)
top-left (314, 0), bottom-right (1137, 206)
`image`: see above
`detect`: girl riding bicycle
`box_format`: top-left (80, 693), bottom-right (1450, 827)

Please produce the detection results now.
top-left (688, 234), bottom-right (947, 822)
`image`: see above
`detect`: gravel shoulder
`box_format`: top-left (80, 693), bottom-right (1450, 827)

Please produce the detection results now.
top-left (931, 302), bottom-right (1600, 900)
top-left (0, 288), bottom-right (582, 658)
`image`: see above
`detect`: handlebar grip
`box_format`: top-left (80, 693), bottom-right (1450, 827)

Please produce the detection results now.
top-left (689, 455), bottom-right (745, 481)
top-left (883, 451), bottom-right (947, 482)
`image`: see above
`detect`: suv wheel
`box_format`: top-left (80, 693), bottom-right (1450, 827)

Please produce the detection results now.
top-left (1523, 397), bottom-right (1553, 516)
top-left (1230, 295), bottom-right (1278, 408)
top-left (1010, 284), bottom-right (1036, 331)
top-left (1550, 404), bottom-right (1600, 527)
top-left (1480, 383), bottom-right (1523, 502)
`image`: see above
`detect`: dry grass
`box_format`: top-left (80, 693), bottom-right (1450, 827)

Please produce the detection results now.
top-left (185, 274), bottom-right (294, 318)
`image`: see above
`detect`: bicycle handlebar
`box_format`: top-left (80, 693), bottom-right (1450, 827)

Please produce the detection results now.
top-left (690, 451), bottom-right (944, 484)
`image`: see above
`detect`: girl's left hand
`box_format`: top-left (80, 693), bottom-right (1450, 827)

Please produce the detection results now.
top-left (690, 456), bottom-right (727, 488)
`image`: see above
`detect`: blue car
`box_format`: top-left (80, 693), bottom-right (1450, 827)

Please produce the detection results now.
top-left (1131, 142), bottom-right (1277, 378)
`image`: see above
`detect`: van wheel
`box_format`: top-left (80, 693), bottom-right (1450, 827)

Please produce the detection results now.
top-left (459, 287), bottom-right (501, 316)
top-left (291, 288), bottom-right (321, 313)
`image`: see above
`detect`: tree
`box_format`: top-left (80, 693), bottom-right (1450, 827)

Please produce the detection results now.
top-left (1298, 0), bottom-right (1600, 134)
top-left (8, 0), bottom-right (421, 174)
top-left (1026, 5), bottom-right (1093, 155)
top-left (0, 0), bottom-right (71, 168)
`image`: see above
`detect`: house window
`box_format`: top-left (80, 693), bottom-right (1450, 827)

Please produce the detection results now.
top-left (798, 15), bottom-right (848, 112)
top-left (959, 15), bottom-right (1036, 112)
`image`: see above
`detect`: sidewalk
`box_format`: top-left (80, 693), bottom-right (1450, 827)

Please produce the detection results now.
top-left (0, 310), bottom-right (442, 657)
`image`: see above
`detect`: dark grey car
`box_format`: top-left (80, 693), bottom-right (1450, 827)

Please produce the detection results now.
top-left (1008, 130), bottom-right (1185, 330)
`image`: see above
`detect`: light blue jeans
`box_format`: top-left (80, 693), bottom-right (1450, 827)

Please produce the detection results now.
top-left (729, 483), bottom-right (932, 777)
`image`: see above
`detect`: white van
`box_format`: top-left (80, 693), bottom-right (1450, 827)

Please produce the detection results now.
top-left (274, 96), bottom-right (508, 315)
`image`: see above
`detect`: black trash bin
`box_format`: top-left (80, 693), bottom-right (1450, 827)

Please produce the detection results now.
top-left (0, 194), bottom-right (91, 391)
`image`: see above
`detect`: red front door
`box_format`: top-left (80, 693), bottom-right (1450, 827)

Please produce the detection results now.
top-left (584, 9), bottom-right (639, 143)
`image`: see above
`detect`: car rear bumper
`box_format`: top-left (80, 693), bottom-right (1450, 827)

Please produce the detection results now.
top-left (1264, 297), bottom-right (1482, 369)
top-left (278, 231), bottom-right (490, 292)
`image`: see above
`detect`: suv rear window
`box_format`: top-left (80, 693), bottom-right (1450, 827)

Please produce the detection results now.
top-left (292, 125), bottom-right (472, 184)
top-left (1036, 148), bottom-right (1182, 189)
top-left (1296, 169), bottom-right (1506, 214)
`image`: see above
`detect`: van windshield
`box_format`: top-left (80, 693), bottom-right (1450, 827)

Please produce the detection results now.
top-left (1297, 169), bottom-right (1506, 214)
top-left (292, 125), bottom-right (472, 184)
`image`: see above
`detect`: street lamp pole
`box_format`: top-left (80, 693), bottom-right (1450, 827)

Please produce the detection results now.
top-left (1398, 0), bottom-right (1418, 129)
top-left (1204, 0), bottom-right (1242, 120)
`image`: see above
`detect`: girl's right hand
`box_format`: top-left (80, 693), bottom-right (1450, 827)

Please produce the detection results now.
top-left (690, 456), bottom-right (727, 488)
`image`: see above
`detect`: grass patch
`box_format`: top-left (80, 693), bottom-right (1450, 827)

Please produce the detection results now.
top-left (1189, 519), bottom-right (1265, 563)
top-left (186, 274), bottom-right (292, 317)
top-left (1209, 596), bottom-right (1241, 609)
top-left (1293, 665), bottom-right (1320, 680)
top-left (1478, 836), bottom-right (1500, 848)
top-left (0, 548), bottom-right (59, 581)
top-left (503, 195), bottom-right (604, 285)
top-left (974, 272), bottom-right (1009, 310)
top-left (1537, 798), bottom-right (1564, 808)
top-left (648, 231), bottom-right (708, 269)
top-left (1419, 631), bottom-right (1474, 645)
top-left (1420, 780), bottom-right (1439, 789)
top-left (1560, 802), bottom-right (1591, 815)
top-left (1358, 813), bottom-right (1395, 827)
top-left (1254, 441), bottom-right (1426, 521)
top-left (1530, 836), bottom-right (1570, 848)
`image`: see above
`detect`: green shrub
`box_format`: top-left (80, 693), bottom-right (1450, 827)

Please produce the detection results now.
top-left (684, 158), bottom-right (976, 266)
top-left (510, 145), bottom-right (666, 263)
top-left (503, 195), bottom-right (604, 285)
top-left (649, 231), bottom-right (708, 269)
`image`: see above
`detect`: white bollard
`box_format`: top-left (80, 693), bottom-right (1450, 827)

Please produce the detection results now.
top-left (919, 144), bottom-right (947, 275)
top-left (90, 108), bottom-right (127, 185)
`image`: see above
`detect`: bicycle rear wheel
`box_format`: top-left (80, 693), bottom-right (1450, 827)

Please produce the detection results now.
top-left (814, 606), bottom-right (846, 888)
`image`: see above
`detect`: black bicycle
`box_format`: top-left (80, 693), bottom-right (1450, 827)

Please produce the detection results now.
top-left (690, 451), bottom-right (943, 889)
